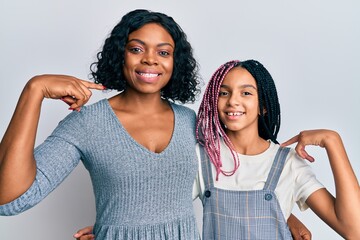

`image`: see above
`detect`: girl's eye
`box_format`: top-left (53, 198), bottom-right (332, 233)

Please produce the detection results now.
top-left (219, 91), bottom-right (229, 97)
top-left (242, 91), bottom-right (252, 96)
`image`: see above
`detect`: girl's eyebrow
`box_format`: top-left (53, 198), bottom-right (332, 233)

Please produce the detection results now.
top-left (220, 84), bottom-right (257, 90)
top-left (127, 39), bottom-right (174, 49)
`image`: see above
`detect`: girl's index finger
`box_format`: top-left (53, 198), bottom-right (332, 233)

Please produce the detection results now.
top-left (280, 134), bottom-right (299, 147)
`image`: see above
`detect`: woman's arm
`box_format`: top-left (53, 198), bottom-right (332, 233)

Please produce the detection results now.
top-left (282, 129), bottom-right (360, 239)
top-left (73, 226), bottom-right (95, 240)
top-left (0, 74), bottom-right (104, 204)
top-left (287, 214), bottom-right (311, 240)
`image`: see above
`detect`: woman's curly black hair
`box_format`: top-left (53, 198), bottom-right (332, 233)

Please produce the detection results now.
top-left (90, 9), bottom-right (201, 104)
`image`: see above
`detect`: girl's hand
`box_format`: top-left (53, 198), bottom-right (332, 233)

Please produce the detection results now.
top-left (29, 74), bottom-right (105, 111)
top-left (73, 226), bottom-right (95, 240)
top-left (280, 129), bottom-right (338, 162)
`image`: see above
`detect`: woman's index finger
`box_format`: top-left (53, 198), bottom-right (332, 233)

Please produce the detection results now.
top-left (79, 80), bottom-right (106, 90)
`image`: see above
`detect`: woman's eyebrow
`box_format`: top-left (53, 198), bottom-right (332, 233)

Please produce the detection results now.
top-left (127, 39), bottom-right (174, 49)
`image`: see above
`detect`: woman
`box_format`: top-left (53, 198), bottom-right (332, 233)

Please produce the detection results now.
top-left (0, 9), bottom-right (201, 239)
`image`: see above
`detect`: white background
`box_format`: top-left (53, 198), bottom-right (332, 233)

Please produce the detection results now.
top-left (0, 0), bottom-right (359, 239)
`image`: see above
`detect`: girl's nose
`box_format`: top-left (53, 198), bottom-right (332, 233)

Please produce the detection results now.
top-left (227, 94), bottom-right (240, 106)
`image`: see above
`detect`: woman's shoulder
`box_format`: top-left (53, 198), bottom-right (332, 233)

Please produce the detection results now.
top-left (170, 102), bottom-right (196, 116)
top-left (75, 98), bottom-right (111, 117)
top-left (59, 98), bottom-right (110, 124)
top-left (81, 98), bottom-right (110, 111)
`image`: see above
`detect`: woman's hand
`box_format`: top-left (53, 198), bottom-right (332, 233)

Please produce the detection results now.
top-left (29, 74), bottom-right (105, 111)
top-left (73, 226), bottom-right (95, 240)
top-left (287, 214), bottom-right (312, 240)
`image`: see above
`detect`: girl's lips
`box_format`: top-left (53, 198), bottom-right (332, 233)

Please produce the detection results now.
top-left (224, 111), bottom-right (244, 120)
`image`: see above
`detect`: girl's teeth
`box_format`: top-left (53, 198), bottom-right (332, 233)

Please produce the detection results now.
top-left (227, 112), bottom-right (243, 116)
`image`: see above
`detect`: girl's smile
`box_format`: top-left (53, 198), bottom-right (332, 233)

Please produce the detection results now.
top-left (218, 67), bottom-right (259, 134)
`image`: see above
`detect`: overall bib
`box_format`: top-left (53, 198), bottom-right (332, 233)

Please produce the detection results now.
top-left (200, 146), bottom-right (293, 240)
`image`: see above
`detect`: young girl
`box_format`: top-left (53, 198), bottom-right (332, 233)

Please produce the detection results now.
top-left (195, 59), bottom-right (360, 239)
top-left (0, 9), bottom-right (201, 239)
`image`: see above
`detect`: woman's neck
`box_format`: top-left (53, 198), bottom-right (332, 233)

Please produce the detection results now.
top-left (109, 90), bottom-right (170, 114)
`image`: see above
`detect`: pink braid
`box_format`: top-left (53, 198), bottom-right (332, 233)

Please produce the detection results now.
top-left (196, 60), bottom-right (241, 181)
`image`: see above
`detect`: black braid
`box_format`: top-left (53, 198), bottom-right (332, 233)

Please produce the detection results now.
top-left (236, 60), bottom-right (281, 143)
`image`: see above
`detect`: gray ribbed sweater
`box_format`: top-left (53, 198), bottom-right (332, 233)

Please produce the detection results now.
top-left (0, 99), bottom-right (200, 239)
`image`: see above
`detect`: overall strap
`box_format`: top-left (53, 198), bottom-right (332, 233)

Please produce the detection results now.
top-left (263, 147), bottom-right (290, 191)
top-left (199, 145), bottom-right (214, 189)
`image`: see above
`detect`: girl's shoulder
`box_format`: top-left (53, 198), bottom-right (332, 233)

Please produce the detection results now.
top-left (281, 145), bottom-right (314, 171)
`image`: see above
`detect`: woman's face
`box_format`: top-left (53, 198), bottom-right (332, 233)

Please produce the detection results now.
top-left (122, 23), bottom-right (175, 95)
top-left (217, 67), bottom-right (260, 135)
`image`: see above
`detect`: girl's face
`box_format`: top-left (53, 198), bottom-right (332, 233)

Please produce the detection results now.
top-left (217, 67), bottom-right (260, 134)
top-left (122, 23), bottom-right (175, 95)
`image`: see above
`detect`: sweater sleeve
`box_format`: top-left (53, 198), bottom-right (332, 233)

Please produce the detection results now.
top-left (0, 111), bottom-right (85, 216)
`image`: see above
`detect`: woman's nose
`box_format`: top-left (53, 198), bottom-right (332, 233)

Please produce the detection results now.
top-left (141, 51), bottom-right (158, 65)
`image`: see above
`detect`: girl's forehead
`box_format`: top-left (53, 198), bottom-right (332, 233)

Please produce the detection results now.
top-left (222, 67), bottom-right (256, 86)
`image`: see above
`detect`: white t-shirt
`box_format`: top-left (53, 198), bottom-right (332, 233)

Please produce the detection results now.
top-left (192, 139), bottom-right (324, 220)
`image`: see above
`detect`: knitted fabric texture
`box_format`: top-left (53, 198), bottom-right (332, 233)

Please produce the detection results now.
top-left (0, 99), bottom-right (200, 240)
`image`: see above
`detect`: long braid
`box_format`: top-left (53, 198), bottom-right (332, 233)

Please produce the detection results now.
top-left (196, 59), bottom-right (281, 181)
top-left (196, 60), bottom-right (241, 181)
top-left (239, 60), bottom-right (280, 143)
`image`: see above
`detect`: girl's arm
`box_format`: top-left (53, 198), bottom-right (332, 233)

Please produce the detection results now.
top-left (282, 129), bottom-right (360, 239)
top-left (0, 74), bottom-right (104, 204)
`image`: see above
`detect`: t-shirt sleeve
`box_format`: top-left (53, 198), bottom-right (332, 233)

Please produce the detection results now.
top-left (192, 173), bottom-right (200, 201)
top-left (0, 111), bottom-right (84, 216)
top-left (192, 144), bottom-right (203, 201)
top-left (290, 150), bottom-right (325, 211)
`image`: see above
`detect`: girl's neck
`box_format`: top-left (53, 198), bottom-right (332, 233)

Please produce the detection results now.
top-left (226, 130), bottom-right (270, 155)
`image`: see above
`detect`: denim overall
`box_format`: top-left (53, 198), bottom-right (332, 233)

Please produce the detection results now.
top-left (200, 146), bottom-right (293, 240)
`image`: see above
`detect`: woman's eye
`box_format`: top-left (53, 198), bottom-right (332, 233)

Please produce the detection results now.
top-left (129, 47), bottom-right (142, 53)
top-left (159, 50), bottom-right (170, 56)
top-left (242, 91), bottom-right (252, 96)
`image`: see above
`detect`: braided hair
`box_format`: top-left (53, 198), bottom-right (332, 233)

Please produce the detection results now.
top-left (196, 59), bottom-right (281, 180)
